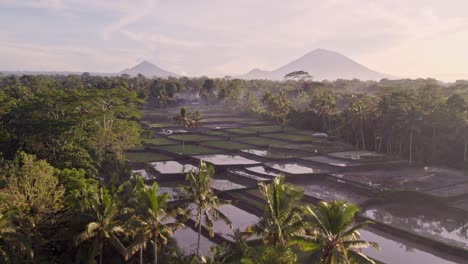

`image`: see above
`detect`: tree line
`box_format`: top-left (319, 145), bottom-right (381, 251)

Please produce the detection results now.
top-left (0, 155), bottom-right (378, 263)
top-left (0, 72), bottom-right (467, 262)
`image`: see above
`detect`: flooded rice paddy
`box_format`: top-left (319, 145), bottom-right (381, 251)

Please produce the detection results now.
top-left (173, 227), bottom-right (215, 256)
top-left (193, 154), bottom-right (260, 166)
top-left (132, 107), bottom-right (468, 263)
top-left (244, 165), bottom-right (281, 177)
top-left (150, 161), bottom-right (198, 174)
top-left (361, 229), bottom-right (457, 264)
top-left (364, 204), bottom-right (468, 250)
top-left (265, 162), bottom-right (328, 175)
top-left (301, 155), bottom-right (363, 167)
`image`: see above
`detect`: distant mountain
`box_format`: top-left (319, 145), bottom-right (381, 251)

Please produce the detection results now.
top-left (239, 49), bottom-right (393, 81)
top-left (119, 60), bottom-right (179, 78)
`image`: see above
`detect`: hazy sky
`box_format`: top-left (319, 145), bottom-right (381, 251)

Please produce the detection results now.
top-left (1, 0), bottom-right (468, 81)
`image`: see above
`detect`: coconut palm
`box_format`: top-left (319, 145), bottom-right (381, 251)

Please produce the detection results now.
top-left (127, 181), bottom-right (180, 264)
top-left (75, 188), bottom-right (127, 264)
top-left (291, 200), bottom-right (379, 264)
top-left (180, 161), bottom-right (232, 258)
top-left (173, 107), bottom-right (190, 127)
top-left (249, 176), bottom-right (305, 246)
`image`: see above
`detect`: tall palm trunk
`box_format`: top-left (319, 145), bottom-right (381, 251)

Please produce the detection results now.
top-left (99, 241), bottom-right (103, 264)
top-left (196, 209), bottom-right (202, 258)
top-left (409, 128), bottom-right (413, 164)
top-left (154, 237), bottom-right (158, 264)
top-left (360, 118), bottom-right (366, 150)
top-left (140, 247), bottom-right (143, 264)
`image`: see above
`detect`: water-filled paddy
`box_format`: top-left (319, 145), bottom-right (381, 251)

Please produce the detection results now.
top-left (245, 166), bottom-right (281, 177)
top-left (363, 204), bottom-right (468, 250)
top-left (190, 204), bottom-right (259, 242)
top-left (211, 179), bottom-right (247, 191)
top-left (173, 227), bottom-right (215, 256)
top-left (336, 167), bottom-right (468, 191)
top-left (360, 229), bottom-right (457, 264)
top-left (301, 155), bottom-right (362, 167)
top-left (424, 182), bottom-right (468, 198)
top-left (228, 169), bottom-right (270, 181)
top-left (140, 107), bottom-right (468, 263)
top-left (193, 154), bottom-right (260, 166)
top-left (150, 161), bottom-right (198, 175)
top-left (265, 162), bottom-right (328, 175)
top-left (293, 179), bottom-right (368, 204)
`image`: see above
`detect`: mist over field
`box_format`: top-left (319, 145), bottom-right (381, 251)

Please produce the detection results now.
top-left (1, 1), bottom-right (468, 264)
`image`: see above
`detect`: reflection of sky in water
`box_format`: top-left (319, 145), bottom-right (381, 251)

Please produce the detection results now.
top-left (266, 162), bottom-right (325, 174)
top-left (211, 179), bottom-right (246, 191)
top-left (364, 209), bottom-right (468, 249)
top-left (296, 182), bottom-right (367, 204)
top-left (150, 161), bottom-right (198, 174)
top-left (361, 230), bottom-right (456, 264)
top-left (194, 154), bottom-right (260, 165)
top-left (245, 166), bottom-right (280, 177)
top-left (229, 169), bottom-right (270, 181)
top-left (188, 204), bottom-right (259, 241)
top-left (302, 156), bottom-right (361, 167)
top-left (242, 149), bottom-right (297, 159)
top-left (173, 227), bottom-right (215, 256)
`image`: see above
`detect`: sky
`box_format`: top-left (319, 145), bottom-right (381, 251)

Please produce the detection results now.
top-left (1, 0), bottom-right (468, 81)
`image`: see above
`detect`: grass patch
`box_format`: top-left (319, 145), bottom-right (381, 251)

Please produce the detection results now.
top-left (201, 140), bottom-right (251, 150)
top-left (157, 144), bottom-right (221, 155)
top-left (234, 136), bottom-right (290, 146)
top-left (244, 125), bottom-right (285, 133)
top-left (125, 151), bottom-right (172, 162)
top-left (204, 130), bottom-right (231, 137)
top-left (168, 134), bottom-right (219, 142)
top-left (265, 133), bottom-right (323, 142)
top-left (225, 128), bottom-right (255, 135)
top-left (143, 137), bottom-right (178, 146)
top-left (200, 117), bottom-right (256, 123)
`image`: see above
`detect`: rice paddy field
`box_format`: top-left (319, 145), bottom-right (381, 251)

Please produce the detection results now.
top-left (126, 106), bottom-right (468, 264)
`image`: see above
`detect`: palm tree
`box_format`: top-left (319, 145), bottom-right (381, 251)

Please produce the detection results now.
top-left (180, 161), bottom-right (232, 258)
top-left (291, 200), bottom-right (379, 264)
top-left (173, 107), bottom-right (190, 127)
top-left (249, 176), bottom-right (305, 246)
top-left (75, 188), bottom-right (127, 264)
top-left (127, 180), bottom-right (180, 264)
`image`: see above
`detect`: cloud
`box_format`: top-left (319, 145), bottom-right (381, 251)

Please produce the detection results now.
top-left (1, 0), bottom-right (468, 80)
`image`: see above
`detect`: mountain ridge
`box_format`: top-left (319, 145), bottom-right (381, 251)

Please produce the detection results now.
top-left (118, 60), bottom-right (179, 78)
top-left (239, 49), bottom-right (394, 81)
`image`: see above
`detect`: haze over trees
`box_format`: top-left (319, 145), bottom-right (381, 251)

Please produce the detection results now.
top-left (0, 72), bottom-right (467, 262)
